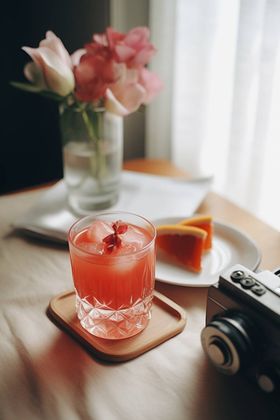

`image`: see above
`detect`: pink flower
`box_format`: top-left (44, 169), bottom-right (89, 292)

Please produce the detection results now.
top-left (138, 68), bottom-right (163, 104)
top-left (105, 67), bottom-right (146, 116)
top-left (104, 66), bottom-right (163, 116)
top-left (84, 28), bottom-right (162, 114)
top-left (71, 49), bottom-right (86, 67)
top-left (95, 27), bottom-right (156, 68)
top-left (19, 27), bottom-right (162, 115)
top-left (22, 31), bottom-right (75, 96)
top-left (74, 43), bottom-right (119, 102)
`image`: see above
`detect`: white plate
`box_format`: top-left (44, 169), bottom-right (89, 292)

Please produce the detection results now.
top-left (153, 216), bottom-right (261, 287)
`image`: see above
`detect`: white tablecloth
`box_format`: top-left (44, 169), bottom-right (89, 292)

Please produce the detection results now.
top-left (0, 188), bottom-right (278, 420)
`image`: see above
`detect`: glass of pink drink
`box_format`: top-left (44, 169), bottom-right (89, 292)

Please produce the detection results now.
top-left (68, 212), bottom-right (156, 339)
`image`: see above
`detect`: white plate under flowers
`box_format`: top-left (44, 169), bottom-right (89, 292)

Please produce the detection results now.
top-left (152, 216), bottom-right (261, 287)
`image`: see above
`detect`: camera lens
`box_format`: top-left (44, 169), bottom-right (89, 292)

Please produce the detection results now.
top-left (201, 311), bottom-right (258, 375)
top-left (207, 337), bottom-right (232, 366)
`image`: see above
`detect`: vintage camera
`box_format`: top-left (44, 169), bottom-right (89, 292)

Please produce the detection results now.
top-left (201, 264), bottom-right (280, 396)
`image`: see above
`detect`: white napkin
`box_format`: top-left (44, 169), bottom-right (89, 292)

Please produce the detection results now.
top-left (13, 170), bottom-right (212, 243)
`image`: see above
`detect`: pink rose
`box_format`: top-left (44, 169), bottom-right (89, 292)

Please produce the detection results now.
top-left (138, 68), bottom-right (163, 104)
top-left (22, 31), bottom-right (75, 96)
top-left (71, 49), bottom-right (86, 66)
top-left (74, 43), bottom-right (119, 102)
top-left (105, 67), bottom-right (146, 116)
top-left (95, 27), bottom-right (156, 68)
top-left (104, 65), bottom-right (163, 116)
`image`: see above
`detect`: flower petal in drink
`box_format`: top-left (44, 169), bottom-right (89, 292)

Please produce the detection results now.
top-left (87, 220), bottom-right (114, 244)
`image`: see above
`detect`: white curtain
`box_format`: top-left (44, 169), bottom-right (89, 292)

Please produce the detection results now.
top-left (147, 0), bottom-right (280, 231)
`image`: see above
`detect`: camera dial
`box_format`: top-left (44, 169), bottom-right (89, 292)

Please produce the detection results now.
top-left (201, 311), bottom-right (258, 375)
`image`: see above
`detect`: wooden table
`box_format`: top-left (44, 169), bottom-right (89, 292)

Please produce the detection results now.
top-left (0, 158), bottom-right (279, 419)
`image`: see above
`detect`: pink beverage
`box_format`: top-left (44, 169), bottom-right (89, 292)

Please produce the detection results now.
top-left (68, 212), bottom-right (156, 339)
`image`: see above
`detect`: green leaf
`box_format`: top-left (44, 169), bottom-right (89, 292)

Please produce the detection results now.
top-left (39, 91), bottom-right (64, 101)
top-left (10, 81), bottom-right (42, 93)
top-left (10, 82), bottom-right (65, 102)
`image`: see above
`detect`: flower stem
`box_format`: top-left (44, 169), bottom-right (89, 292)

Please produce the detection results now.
top-left (81, 109), bottom-right (96, 140)
top-left (81, 108), bottom-right (106, 191)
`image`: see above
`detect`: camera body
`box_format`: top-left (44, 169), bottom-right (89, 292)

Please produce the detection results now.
top-left (201, 264), bottom-right (280, 396)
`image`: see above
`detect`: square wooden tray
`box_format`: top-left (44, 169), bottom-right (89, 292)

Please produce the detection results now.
top-left (48, 290), bottom-right (187, 362)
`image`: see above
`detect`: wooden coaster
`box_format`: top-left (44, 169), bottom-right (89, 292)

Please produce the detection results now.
top-left (48, 290), bottom-right (187, 362)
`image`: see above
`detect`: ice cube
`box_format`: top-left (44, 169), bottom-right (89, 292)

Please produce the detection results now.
top-left (118, 224), bottom-right (149, 254)
top-left (78, 242), bottom-right (104, 255)
top-left (87, 220), bottom-right (114, 244)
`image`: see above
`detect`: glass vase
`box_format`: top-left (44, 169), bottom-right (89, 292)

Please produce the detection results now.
top-left (59, 102), bottom-right (123, 215)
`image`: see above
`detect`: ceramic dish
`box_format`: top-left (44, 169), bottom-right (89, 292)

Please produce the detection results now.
top-left (153, 216), bottom-right (261, 287)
